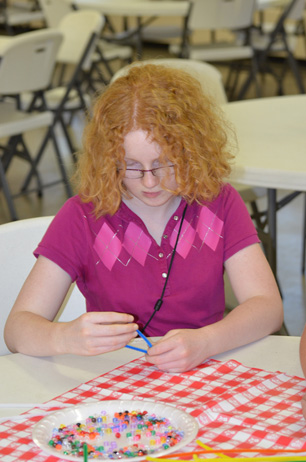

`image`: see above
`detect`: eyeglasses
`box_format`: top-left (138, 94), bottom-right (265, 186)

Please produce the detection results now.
top-left (123, 165), bottom-right (175, 180)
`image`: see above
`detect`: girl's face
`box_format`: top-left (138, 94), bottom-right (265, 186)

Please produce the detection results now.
top-left (122, 129), bottom-right (178, 208)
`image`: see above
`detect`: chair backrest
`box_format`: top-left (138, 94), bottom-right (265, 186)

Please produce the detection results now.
top-left (188, 0), bottom-right (256, 31)
top-left (259, 0), bottom-right (305, 53)
top-left (0, 216), bottom-right (86, 356)
top-left (0, 0), bottom-right (45, 33)
top-left (56, 10), bottom-right (104, 71)
top-left (111, 58), bottom-right (228, 105)
top-left (0, 28), bottom-right (62, 94)
top-left (37, 0), bottom-right (71, 27)
top-left (283, 0), bottom-right (305, 21)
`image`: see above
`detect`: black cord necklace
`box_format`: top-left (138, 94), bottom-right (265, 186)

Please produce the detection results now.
top-left (141, 203), bottom-right (188, 334)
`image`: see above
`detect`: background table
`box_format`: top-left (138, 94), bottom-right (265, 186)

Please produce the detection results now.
top-left (71, 0), bottom-right (190, 56)
top-left (256, 0), bottom-right (291, 9)
top-left (223, 94), bottom-right (306, 276)
top-left (0, 335), bottom-right (303, 419)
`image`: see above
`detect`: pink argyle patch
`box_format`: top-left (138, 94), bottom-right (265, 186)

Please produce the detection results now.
top-left (170, 219), bottom-right (196, 259)
top-left (93, 222), bottom-right (122, 271)
top-left (123, 222), bottom-right (152, 266)
top-left (196, 206), bottom-right (224, 251)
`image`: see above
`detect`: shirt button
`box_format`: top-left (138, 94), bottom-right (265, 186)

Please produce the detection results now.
top-left (163, 234), bottom-right (168, 239)
top-left (162, 272), bottom-right (167, 278)
top-left (158, 252), bottom-right (164, 258)
top-left (174, 215), bottom-right (179, 221)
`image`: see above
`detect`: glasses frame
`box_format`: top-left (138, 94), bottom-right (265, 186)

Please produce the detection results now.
top-left (122, 164), bottom-right (175, 179)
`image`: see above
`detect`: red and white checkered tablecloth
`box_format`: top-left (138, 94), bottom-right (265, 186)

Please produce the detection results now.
top-left (1, 358), bottom-right (306, 461)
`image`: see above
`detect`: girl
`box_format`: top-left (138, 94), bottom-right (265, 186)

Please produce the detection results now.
top-left (4, 64), bottom-right (283, 372)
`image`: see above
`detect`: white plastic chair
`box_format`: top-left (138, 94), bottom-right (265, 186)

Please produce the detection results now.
top-left (249, 0), bottom-right (305, 94)
top-left (0, 216), bottom-right (86, 356)
top-left (51, 9), bottom-right (104, 92)
top-left (0, 0), bottom-right (45, 35)
top-left (38, 0), bottom-right (133, 83)
top-left (169, 0), bottom-right (259, 100)
top-left (111, 58), bottom-right (228, 104)
top-left (37, 0), bottom-right (71, 28)
top-left (0, 28), bottom-right (72, 221)
top-left (21, 9), bottom-right (104, 172)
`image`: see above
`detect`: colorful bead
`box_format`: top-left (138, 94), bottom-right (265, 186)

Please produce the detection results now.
top-left (48, 409), bottom-right (184, 459)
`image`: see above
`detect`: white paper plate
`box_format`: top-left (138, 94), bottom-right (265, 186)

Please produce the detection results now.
top-left (32, 399), bottom-right (199, 461)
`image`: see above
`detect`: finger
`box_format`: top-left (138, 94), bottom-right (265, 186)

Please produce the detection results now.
top-left (84, 311), bottom-right (135, 324)
top-left (145, 344), bottom-right (180, 365)
top-left (78, 340), bottom-right (135, 356)
top-left (147, 335), bottom-right (179, 356)
top-left (146, 354), bottom-right (187, 373)
top-left (89, 322), bottom-right (139, 338)
top-left (80, 331), bottom-right (139, 355)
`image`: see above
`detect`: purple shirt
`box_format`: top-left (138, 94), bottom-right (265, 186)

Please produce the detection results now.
top-left (34, 184), bottom-right (259, 336)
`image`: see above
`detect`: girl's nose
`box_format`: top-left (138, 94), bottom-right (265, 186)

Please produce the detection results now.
top-left (141, 170), bottom-right (160, 188)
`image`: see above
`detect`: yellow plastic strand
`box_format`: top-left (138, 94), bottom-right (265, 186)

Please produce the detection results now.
top-left (151, 447), bottom-right (306, 459)
top-left (147, 455), bottom-right (306, 462)
top-left (215, 457), bottom-right (306, 462)
top-left (196, 440), bottom-right (232, 459)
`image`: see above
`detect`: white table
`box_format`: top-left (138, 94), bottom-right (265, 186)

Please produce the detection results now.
top-left (71, 0), bottom-right (190, 57)
top-left (223, 94), bottom-right (306, 276)
top-left (256, 0), bottom-right (290, 9)
top-left (0, 36), bottom-right (13, 53)
top-left (0, 335), bottom-right (303, 419)
top-left (72, 0), bottom-right (190, 17)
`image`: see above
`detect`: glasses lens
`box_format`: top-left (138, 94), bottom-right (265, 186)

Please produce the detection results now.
top-left (153, 165), bottom-right (175, 177)
top-left (124, 170), bottom-right (143, 179)
top-left (124, 165), bottom-right (175, 179)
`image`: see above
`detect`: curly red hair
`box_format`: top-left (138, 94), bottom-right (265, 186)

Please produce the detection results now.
top-left (76, 63), bottom-right (235, 217)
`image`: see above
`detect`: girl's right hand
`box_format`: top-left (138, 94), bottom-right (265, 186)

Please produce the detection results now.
top-left (59, 311), bottom-right (139, 356)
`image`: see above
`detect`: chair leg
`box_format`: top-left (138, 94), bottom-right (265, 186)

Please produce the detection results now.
top-left (21, 125), bottom-right (73, 197)
top-left (2, 135), bottom-right (43, 196)
top-left (237, 56), bottom-right (261, 100)
top-left (225, 62), bottom-right (241, 101)
top-left (59, 117), bottom-right (78, 159)
top-left (286, 48), bottom-right (305, 94)
top-left (49, 126), bottom-right (73, 197)
top-left (0, 158), bottom-right (18, 221)
top-left (15, 136), bottom-right (43, 195)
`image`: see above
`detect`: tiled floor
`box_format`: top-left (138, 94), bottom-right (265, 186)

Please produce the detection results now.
top-left (1, 42), bottom-right (305, 336)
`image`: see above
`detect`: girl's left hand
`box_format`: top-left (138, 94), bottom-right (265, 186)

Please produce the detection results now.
top-left (145, 328), bottom-right (208, 373)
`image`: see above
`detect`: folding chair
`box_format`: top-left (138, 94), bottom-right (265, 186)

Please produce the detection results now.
top-left (111, 58), bottom-right (228, 104)
top-left (169, 0), bottom-right (259, 100)
top-left (38, 0), bottom-right (133, 84)
top-left (245, 0), bottom-right (305, 95)
top-left (0, 29), bottom-right (72, 221)
top-left (0, 216), bottom-right (86, 355)
top-left (20, 9), bottom-right (104, 192)
top-left (0, 0), bottom-right (44, 35)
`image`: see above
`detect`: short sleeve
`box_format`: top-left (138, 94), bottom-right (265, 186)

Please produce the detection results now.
top-left (223, 184), bottom-right (260, 261)
top-left (34, 197), bottom-right (89, 282)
